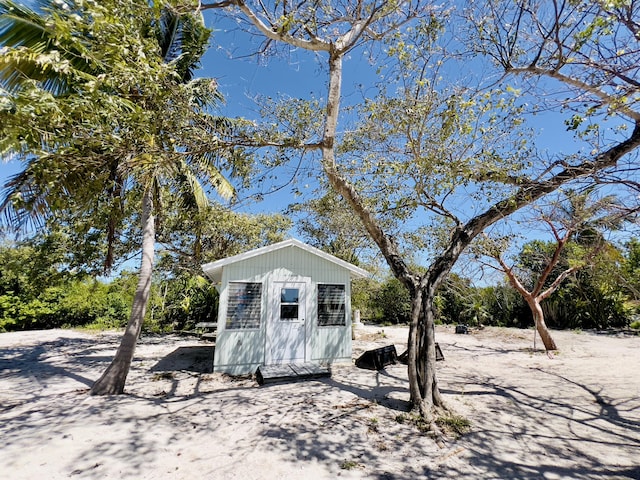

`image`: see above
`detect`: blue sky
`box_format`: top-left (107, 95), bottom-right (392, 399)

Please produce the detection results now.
top-left (0, 6), bottom-right (593, 215)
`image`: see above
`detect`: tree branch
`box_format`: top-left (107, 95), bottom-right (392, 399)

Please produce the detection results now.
top-left (507, 65), bottom-right (640, 122)
top-left (538, 265), bottom-right (579, 301)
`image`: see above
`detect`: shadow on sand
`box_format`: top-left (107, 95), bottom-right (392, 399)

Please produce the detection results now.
top-left (149, 346), bottom-right (214, 374)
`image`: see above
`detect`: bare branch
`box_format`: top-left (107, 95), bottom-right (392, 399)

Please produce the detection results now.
top-left (507, 65), bottom-right (640, 122)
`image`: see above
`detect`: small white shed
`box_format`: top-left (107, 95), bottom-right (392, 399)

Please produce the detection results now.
top-left (201, 238), bottom-right (369, 375)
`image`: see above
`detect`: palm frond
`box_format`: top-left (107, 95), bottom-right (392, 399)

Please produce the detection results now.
top-left (154, 6), bottom-right (210, 82)
top-left (179, 162), bottom-right (212, 212)
top-left (157, 7), bottom-right (181, 65)
top-left (1, 163), bottom-right (55, 227)
top-left (0, 1), bottom-right (50, 50)
top-left (0, 1), bottom-right (55, 91)
top-left (0, 0), bottom-right (95, 94)
top-left (206, 167), bottom-right (235, 202)
top-left (0, 151), bottom-right (114, 228)
top-left (189, 151), bottom-right (235, 201)
top-left (183, 77), bottom-right (224, 109)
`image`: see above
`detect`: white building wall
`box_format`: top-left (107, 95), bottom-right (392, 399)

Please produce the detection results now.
top-left (213, 245), bottom-right (354, 374)
top-left (213, 266), bottom-right (266, 374)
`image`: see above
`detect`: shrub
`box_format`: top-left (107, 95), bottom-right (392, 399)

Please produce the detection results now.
top-left (374, 277), bottom-right (411, 324)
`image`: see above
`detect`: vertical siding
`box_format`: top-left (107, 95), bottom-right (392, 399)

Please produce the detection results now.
top-left (213, 265), bottom-right (266, 374)
top-left (311, 276), bottom-right (353, 363)
top-left (213, 244), bottom-right (355, 373)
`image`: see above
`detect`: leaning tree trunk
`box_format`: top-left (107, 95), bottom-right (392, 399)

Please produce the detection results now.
top-left (528, 297), bottom-right (557, 351)
top-left (91, 189), bottom-right (155, 395)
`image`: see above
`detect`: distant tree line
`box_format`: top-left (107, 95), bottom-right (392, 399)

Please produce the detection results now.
top-left (3, 229), bottom-right (639, 333)
top-left (354, 238), bottom-right (640, 331)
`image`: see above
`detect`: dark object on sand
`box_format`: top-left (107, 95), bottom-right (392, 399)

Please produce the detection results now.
top-left (355, 345), bottom-right (398, 370)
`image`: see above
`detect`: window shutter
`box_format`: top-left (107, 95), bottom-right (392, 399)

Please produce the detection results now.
top-left (226, 282), bottom-right (262, 329)
top-left (318, 284), bottom-right (346, 326)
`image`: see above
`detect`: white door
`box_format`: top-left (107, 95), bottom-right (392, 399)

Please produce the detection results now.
top-left (267, 281), bottom-right (306, 364)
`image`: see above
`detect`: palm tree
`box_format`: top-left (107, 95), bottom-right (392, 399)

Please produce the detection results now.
top-left (0, 0), bottom-right (237, 394)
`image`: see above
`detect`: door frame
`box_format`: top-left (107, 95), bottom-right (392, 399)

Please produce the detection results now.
top-left (265, 277), bottom-right (312, 365)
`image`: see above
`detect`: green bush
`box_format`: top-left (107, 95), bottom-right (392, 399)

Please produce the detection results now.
top-left (147, 273), bottom-right (219, 332)
top-left (373, 277), bottom-right (411, 324)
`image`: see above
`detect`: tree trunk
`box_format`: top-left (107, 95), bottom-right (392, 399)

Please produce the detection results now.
top-left (407, 285), bottom-right (446, 417)
top-left (407, 288), bottom-right (423, 408)
top-left (317, 48), bottom-right (447, 417)
top-left (91, 189), bottom-right (155, 395)
top-left (422, 291), bottom-right (445, 409)
top-left (528, 297), bottom-right (557, 351)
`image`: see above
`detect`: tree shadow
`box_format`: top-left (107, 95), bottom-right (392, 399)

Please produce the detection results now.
top-left (325, 365), bottom-right (413, 412)
top-left (149, 346), bottom-right (214, 373)
top-left (2, 330), bottom-right (638, 479)
top-left (430, 363), bottom-right (640, 479)
top-left (535, 368), bottom-right (640, 434)
top-left (0, 336), bottom-right (117, 397)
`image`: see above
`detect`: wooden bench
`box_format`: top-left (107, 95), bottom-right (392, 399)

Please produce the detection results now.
top-left (256, 363), bottom-right (331, 385)
top-left (195, 322), bottom-right (217, 341)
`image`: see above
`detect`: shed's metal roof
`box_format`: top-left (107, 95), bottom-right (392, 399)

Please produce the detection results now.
top-left (201, 238), bottom-right (370, 283)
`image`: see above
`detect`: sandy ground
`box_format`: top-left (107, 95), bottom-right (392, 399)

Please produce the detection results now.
top-left (0, 324), bottom-right (639, 480)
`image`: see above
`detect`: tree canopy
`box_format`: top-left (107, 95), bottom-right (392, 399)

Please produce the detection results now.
top-left (0, 0), bottom-right (238, 232)
top-left (0, 0), bottom-right (246, 394)
top-left (197, 0), bottom-right (640, 423)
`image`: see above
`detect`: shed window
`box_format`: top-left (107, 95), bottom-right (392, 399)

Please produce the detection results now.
top-left (280, 288), bottom-right (299, 320)
top-left (318, 284), bottom-right (346, 326)
top-left (226, 282), bottom-right (262, 329)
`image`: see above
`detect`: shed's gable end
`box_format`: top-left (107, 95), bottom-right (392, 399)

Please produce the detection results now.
top-left (202, 238), bottom-right (369, 283)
